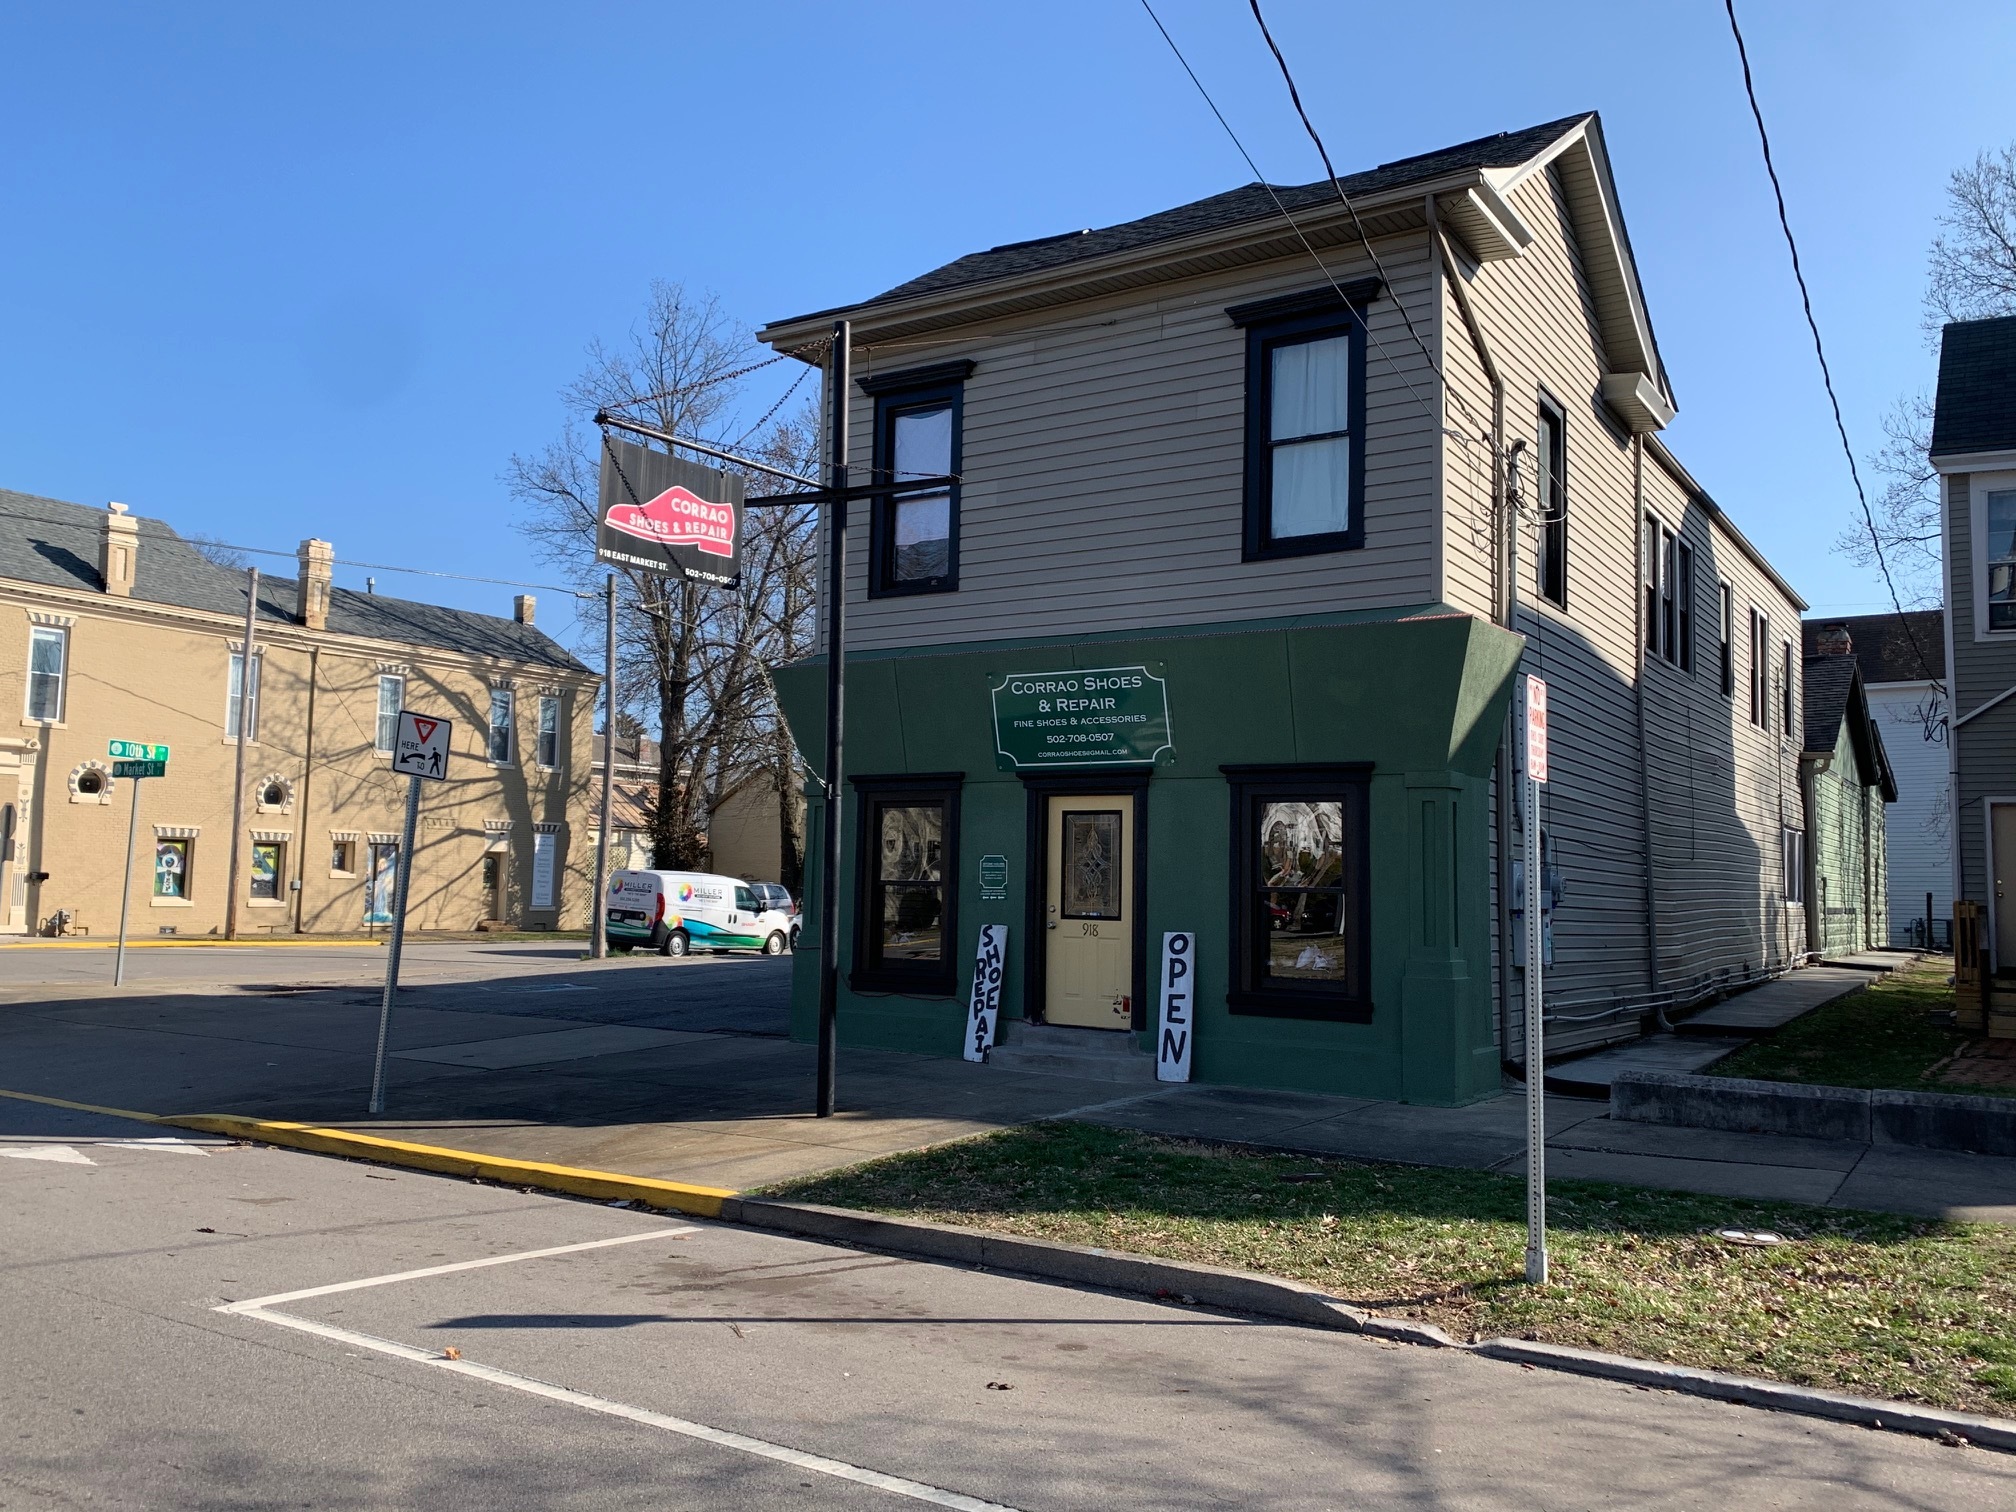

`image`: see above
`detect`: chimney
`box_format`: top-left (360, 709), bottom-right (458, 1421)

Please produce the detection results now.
top-left (297, 538), bottom-right (333, 630)
top-left (514, 594), bottom-right (535, 625)
top-left (1815, 623), bottom-right (1853, 657)
top-left (100, 502), bottom-right (138, 597)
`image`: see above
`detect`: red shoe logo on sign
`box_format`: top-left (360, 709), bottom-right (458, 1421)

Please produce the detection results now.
top-left (605, 487), bottom-right (736, 557)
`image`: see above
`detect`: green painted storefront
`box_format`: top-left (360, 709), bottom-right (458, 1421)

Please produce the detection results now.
top-left (772, 608), bottom-right (1525, 1106)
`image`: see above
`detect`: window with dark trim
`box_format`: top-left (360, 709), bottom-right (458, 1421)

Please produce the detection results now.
top-left (1781, 640), bottom-right (1795, 737)
top-left (1676, 540), bottom-right (1695, 673)
top-left (851, 774), bottom-right (961, 994)
top-left (861, 361), bottom-right (972, 597)
top-left (1228, 282), bottom-right (1375, 561)
top-left (1717, 581), bottom-right (1735, 696)
top-left (1749, 608), bottom-right (1769, 728)
top-left (1536, 397), bottom-right (1567, 607)
top-left (1782, 827), bottom-right (1807, 904)
top-left (1224, 765), bottom-right (1372, 1021)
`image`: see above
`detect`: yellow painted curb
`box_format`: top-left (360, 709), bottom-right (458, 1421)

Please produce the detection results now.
top-left (0, 1086), bottom-right (735, 1218)
top-left (1, 939), bottom-right (385, 950)
top-left (160, 1113), bottom-right (736, 1218)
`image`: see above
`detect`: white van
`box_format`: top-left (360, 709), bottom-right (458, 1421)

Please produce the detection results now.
top-left (604, 870), bottom-right (792, 957)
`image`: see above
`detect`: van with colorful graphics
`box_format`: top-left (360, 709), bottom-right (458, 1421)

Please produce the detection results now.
top-left (603, 870), bottom-right (792, 957)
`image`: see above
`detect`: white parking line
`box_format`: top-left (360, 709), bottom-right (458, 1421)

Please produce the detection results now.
top-left (220, 1226), bottom-right (700, 1312)
top-left (218, 1226), bottom-right (1024, 1512)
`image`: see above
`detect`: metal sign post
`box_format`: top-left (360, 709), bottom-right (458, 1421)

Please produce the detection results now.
top-left (108, 741), bottom-right (170, 987)
top-left (1523, 674), bottom-right (1549, 1286)
top-left (368, 712), bottom-right (453, 1116)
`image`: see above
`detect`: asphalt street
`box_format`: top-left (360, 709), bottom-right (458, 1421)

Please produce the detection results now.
top-left (4, 1098), bottom-right (2014, 1511)
top-left (0, 940), bottom-right (631, 994)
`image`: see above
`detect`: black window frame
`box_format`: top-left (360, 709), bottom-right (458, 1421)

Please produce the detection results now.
top-left (1223, 764), bottom-right (1373, 1022)
top-left (1781, 639), bottom-right (1795, 737)
top-left (1536, 395), bottom-right (1568, 608)
top-left (1676, 539), bottom-right (1695, 673)
top-left (849, 772), bottom-right (962, 996)
top-left (1717, 581), bottom-right (1735, 697)
top-left (1228, 282), bottom-right (1377, 563)
top-left (860, 360), bottom-right (973, 599)
top-left (1782, 827), bottom-right (1807, 904)
top-left (1750, 607), bottom-right (1770, 729)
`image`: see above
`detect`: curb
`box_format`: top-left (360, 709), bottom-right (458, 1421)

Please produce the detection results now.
top-left (8, 1085), bottom-right (2004, 1452)
top-left (159, 1114), bottom-right (736, 1218)
top-left (0, 939), bottom-right (386, 951)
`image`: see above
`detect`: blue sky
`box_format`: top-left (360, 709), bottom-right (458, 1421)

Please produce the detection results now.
top-left (3, 1), bottom-right (2010, 652)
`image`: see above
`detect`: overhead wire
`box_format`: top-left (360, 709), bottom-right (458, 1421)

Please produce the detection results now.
top-left (1721, 0), bottom-right (1942, 688)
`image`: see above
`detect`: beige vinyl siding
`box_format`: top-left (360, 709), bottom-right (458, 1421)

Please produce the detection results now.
top-left (1442, 166), bottom-right (1806, 1056)
top-left (825, 241), bottom-right (1444, 654)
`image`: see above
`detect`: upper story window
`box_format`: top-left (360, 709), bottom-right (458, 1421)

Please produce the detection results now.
top-left (1749, 608), bottom-right (1770, 729)
top-left (1642, 516), bottom-right (1688, 667)
top-left (1983, 484), bottom-right (2016, 631)
top-left (1229, 283), bottom-right (1374, 561)
top-left (26, 625), bottom-right (67, 722)
top-left (375, 675), bottom-right (403, 754)
top-left (488, 688), bottom-right (514, 764)
top-left (537, 695), bottom-right (561, 769)
top-left (861, 360), bottom-right (972, 598)
top-left (1781, 640), bottom-right (1796, 737)
top-left (1535, 398), bottom-right (1567, 607)
top-left (1717, 582), bottom-right (1735, 697)
top-left (227, 651), bottom-right (262, 741)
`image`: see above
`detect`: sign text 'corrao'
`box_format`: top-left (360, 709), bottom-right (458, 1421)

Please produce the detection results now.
top-left (596, 436), bottom-right (745, 586)
top-left (990, 665), bottom-right (1173, 769)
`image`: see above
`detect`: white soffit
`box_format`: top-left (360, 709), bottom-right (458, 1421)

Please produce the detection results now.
top-left (1438, 184), bottom-right (1533, 262)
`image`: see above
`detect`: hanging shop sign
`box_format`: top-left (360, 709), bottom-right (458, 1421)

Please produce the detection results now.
top-left (963, 923), bottom-right (1009, 1063)
top-left (1156, 931), bottom-right (1196, 1082)
top-left (596, 436), bottom-right (745, 586)
top-left (990, 665), bottom-right (1173, 770)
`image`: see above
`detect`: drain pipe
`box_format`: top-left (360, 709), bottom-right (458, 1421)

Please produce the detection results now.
top-left (1429, 203), bottom-right (1518, 1060)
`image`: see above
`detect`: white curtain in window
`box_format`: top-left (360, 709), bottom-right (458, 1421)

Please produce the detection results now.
top-left (892, 405), bottom-right (952, 480)
top-left (1270, 336), bottom-right (1349, 441)
top-left (1271, 436), bottom-right (1352, 538)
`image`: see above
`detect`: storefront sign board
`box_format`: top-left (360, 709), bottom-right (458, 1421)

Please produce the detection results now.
top-left (1157, 931), bottom-right (1196, 1082)
top-left (978, 854), bottom-right (1008, 901)
top-left (964, 924), bottom-right (1008, 1062)
top-left (990, 665), bottom-right (1172, 770)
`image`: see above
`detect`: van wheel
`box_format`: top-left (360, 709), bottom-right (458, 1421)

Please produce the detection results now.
top-left (763, 932), bottom-right (787, 956)
top-left (662, 929), bottom-right (690, 958)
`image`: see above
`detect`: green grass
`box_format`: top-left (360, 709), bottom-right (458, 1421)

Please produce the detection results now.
top-left (1708, 959), bottom-right (2013, 1095)
top-left (766, 1120), bottom-right (2016, 1418)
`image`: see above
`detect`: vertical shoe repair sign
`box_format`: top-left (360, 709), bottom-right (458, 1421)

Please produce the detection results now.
top-left (597, 436), bottom-right (745, 585)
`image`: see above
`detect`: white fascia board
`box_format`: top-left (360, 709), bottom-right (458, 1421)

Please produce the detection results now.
top-left (1931, 448), bottom-right (2016, 473)
top-left (1601, 371), bottom-right (1676, 432)
top-left (1440, 184), bottom-right (1534, 262)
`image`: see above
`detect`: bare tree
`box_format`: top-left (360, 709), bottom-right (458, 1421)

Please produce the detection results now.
top-left (507, 280), bottom-right (819, 882)
top-left (1925, 144), bottom-right (2016, 330)
top-left (1841, 145), bottom-right (2016, 610)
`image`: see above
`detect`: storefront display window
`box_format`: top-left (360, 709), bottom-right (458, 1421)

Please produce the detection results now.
top-left (1225, 766), bottom-right (1370, 1020)
top-left (851, 774), bottom-right (961, 993)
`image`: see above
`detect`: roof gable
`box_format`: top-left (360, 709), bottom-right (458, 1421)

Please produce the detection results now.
top-left (1803, 652), bottom-right (1897, 800)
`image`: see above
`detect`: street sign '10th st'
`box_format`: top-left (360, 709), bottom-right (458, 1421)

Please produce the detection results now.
top-left (108, 740), bottom-right (168, 762)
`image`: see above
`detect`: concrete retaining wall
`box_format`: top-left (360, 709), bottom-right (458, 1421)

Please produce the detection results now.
top-left (1611, 1070), bottom-right (2016, 1157)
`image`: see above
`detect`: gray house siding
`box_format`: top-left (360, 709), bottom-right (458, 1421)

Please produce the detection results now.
top-left (1943, 465), bottom-right (2016, 927)
top-left (823, 243), bottom-right (1444, 655)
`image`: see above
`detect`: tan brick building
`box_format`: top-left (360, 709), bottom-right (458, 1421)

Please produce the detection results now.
top-left (0, 488), bottom-right (599, 937)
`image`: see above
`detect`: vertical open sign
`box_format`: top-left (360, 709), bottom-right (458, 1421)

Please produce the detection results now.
top-left (1157, 931), bottom-right (1196, 1082)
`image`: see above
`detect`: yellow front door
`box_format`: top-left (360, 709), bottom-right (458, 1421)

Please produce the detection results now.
top-left (1044, 796), bottom-right (1133, 1028)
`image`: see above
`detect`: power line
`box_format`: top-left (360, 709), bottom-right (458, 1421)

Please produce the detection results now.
top-left (1136, 0), bottom-right (1461, 437)
top-left (1721, 0), bottom-right (1940, 687)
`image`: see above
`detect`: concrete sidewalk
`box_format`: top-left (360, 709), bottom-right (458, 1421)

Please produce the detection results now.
top-left (0, 949), bottom-right (2010, 1221)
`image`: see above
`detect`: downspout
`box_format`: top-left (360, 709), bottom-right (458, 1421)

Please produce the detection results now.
top-left (1428, 203), bottom-right (1516, 1059)
top-left (1631, 437), bottom-right (1667, 1029)
top-left (293, 645), bottom-right (319, 933)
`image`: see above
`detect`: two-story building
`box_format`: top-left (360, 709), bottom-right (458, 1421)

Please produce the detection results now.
top-left (0, 488), bottom-right (598, 937)
top-left (1932, 314), bottom-right (2016, 983)
top-left (761, 113), bottom-right (1812, 1103)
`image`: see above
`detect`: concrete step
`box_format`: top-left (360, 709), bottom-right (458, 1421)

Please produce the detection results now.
top-left (1543, 1034), bottom-right (1746, 1099)
top-left (987, 1021), bottom-right (1156, 1084)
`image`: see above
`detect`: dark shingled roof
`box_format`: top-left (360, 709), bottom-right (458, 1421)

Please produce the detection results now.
top-left (1802, 652), bottom-right (1898, 801)
top-left (1801, 610), bottom-right (1944, 684)
top-left (1932, 316), bottom-right (2016, 458)
top-left (0, 487), bottom-right (588, 673)
top-left (863, 114), bottom-right (1594, 309)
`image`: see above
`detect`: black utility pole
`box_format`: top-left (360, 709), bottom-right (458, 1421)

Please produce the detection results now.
top-left (816, 319), bottom-right (850, 1118)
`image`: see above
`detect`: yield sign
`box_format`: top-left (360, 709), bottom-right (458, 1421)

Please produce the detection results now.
top-left (393, 710), bottom-right (453, 781)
